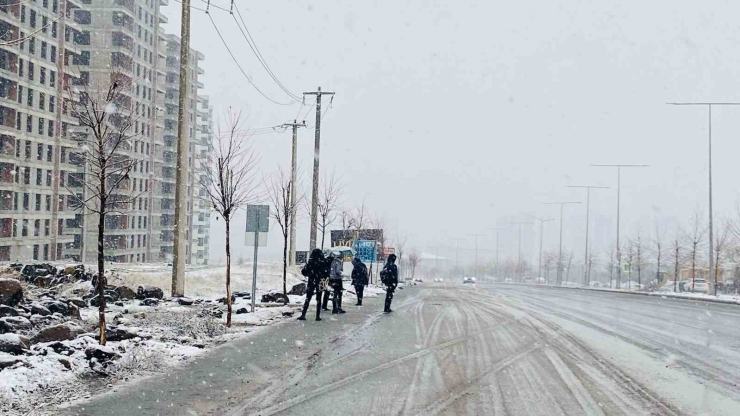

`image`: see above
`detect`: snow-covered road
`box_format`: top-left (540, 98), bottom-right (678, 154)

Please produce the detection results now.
top-left (61, 283), bottom-right (740, 415)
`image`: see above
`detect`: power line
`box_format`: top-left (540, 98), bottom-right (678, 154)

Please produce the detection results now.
top-left (171, 0), bottom-right (208, 12)
top-left (206, 12), bottom-right (294, 106)
top-left (0, 13), bottom-right (64, 46)
top-left (230, 1), bottom-right (301, 102)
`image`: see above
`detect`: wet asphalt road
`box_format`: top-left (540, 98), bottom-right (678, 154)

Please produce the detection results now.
top-left (60, 283), bottom-right (740, 416)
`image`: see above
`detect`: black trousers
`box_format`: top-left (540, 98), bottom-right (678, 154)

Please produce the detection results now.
top-left (331, 280), bottom-right (344, 312)
top-left (300, 283), bottom-right (322, 319)
top-left (322, 288), bottom-right (331, 310)
top-left (354, 285), bottom-right (364, 305)
top-left (384, 284), bottom-right (396, 311)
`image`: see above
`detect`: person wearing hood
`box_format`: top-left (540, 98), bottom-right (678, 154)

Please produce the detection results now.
top-left (380, 254), bottom-right (399, 313)
top-left (297, 249), bottom-right (329, 321)
top-left (351, 256), bottom-right (368, 306)
top-left (328, 253), bottom-right (346, 314)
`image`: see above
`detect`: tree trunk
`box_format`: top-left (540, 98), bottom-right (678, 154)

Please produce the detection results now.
top-left (656, 247), bottom-right (661, 286)
top-left (674, 246), bottom-right (679, 292)
top-left (320, 218), bottom-right (326, 250)
top-left (97, 207), bottom-right (107, 345)
top-left (225, 217), bottom-right (232, 327)
top-left (283, 233), bottom-right (288, 305)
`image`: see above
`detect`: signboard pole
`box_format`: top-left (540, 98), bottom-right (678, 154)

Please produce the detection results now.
top-left (251, 216), bottom-right (259, 313)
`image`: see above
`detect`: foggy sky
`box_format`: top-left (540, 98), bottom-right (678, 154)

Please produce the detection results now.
top-left (162, 0), bottom-right (740, 266)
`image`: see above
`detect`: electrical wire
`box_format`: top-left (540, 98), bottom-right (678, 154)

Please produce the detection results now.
top-left (198, 0), bottom-right (232, 13)
top-left (171, 0), bottom-right (209, 12)
top-left (206, 12), bottom-right (293, 106)
top-left (231, 1), bottom-right (301, 102)
top-left (0, 13), bottom-right (64, 46)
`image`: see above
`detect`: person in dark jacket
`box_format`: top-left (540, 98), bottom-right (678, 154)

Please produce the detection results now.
top-left (298, 249), bottom-right (329, 321)
top-left (351, 257), bottom-right (368, 306)
top-left (321, 254), bottom-right (334, 311)
top-left (380, 254), bottom-right (398, 313)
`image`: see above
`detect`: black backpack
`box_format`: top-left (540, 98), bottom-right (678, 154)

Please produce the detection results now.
top-left (380, 267), bottom-right (390, 285)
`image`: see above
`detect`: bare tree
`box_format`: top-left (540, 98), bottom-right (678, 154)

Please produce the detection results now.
top-left (586, 246), bottom-right (598, 286)
top-left (315, 170), bottom-right (342, 250)
top-left (635, 231), bottom-right (645, 289)
top-left (671, 225), bottom-right (685, 293)
top-left (688, 211), bottom-right (707, 291)
top-left (543, 251), bottom-right (557, 284)
top-left (66, 71), bottom-right (146, 345)
top-left (268, 167), bottom-right (304, 305)
top-left (624, 239), bottom-right (634, 290)
top-left (653, 223), bottom-right (664, 287)
top-left (408, 250), bottom-right (421, 280)
top-left (199, 110), bottom-right (258, 326)
top-left (605, 245), bottom-right (616, 287)
top-left (563, 250), bottom-right (574, 284)
top-left (352, 199), bottom-right (369, 231)
top-left (395, 234), bottom-right (408, 281)
top-left (339, 208), bottom-right (355, 230)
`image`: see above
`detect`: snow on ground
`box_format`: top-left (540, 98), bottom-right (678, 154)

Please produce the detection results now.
top-left (108, 262), bottom-right (303, 298)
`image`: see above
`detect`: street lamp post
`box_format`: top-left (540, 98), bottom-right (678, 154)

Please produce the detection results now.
top-left (508, 221), bottom-right (533, 281)
top-left (545, 202), bottom-right (581, 285)
top-left (566, 185), bottom-right (609, 286)
top-left (668, 102), bottom-right (740, 296)
top-left (592, 164), bottom-right (648, 289)
top-left (484, 227), bottom-right (506, 279)
top-left (532, 216), bottom-right (554, 284)
top-left (469, 233), bottom-right (485, 278)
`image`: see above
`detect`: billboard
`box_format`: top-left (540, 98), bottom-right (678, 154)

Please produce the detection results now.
top-left (331, 229), bottom-right (385, 261)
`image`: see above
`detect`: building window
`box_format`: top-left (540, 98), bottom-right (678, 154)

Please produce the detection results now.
top-left (33, 219), bottom-right (39, 236)
top-left (36, 143), bottom-right (42, 160)
top-left (50, 46), bottom-right (56, 63)
top-left (23, 167), bottom-right (29, 185)
top-left (41, 16), bottom-right (47, 33)
top-left (20, 6), bottom-right (25, 23)
top-left (12, 193), bottom-right (17, 210)
top-left (40, 41), bottom-right (46, 59)
top-left (22, 219), bottom-right (28, 236)
top-left (43, 244), bottom-right (48, 261)
top-left (46, 170), bottom-right (51, 186)
top-left (11, 219), bottom-right (16, 237)
top-left (35, 168), bottom-right (41, 185)
top-left (29, 10), bottom-right (35, 28)
top-left (44, 219), bottom-right (49, 236)
top-left (47, 120), bottom-right (53, 137)
top-left (50, 71), bottom-right (55, 87)
top-left (24, 140), bottom-right (30, 159)
top-left (49, 96), bottom-right (55, 113)
top-left (38, 117), bottom-right (43, 135)
top-left (25, 115), bottom-right (31, 133)
top-left (32, 244), bottom-right (38, 260)
top-left (45, 195), bottom-right (50, 210)
top-left (51, 22), bottom-right (57, 38)
top-left (22, 194), bottom-right (28, 211)
top-left (27, 88), bottom-right (33, 106)
top-left (40, 68), bottom-right (45, 85)
top-left (47, 145), bottom-right (52, 162)
top-left (35, 193), bottom-right (40, 211)
top-left (39, 92), bottom-right (45, 110)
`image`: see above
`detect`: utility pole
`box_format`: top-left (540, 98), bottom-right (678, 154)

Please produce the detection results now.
top-left (507, 221), bottom-right (533, 281)
top-left (303, 87), bottom-right (335, 250)
top-left (280, 120), bottom-right (306, 266)
top-left (469, 233), bottom-right (485, 277)
top-left (566, 185), bottom-right (609, 286)
top-left (668, 102), bottom-right (740, 296)
top-left (451, 237), bottom-right (464, 276)
top-left (592, 164), bottom-right (648, 289)
top-left (484, 227), bottom-right (506, 279)
top-left (532, 217), bottom-right (554, 283)
top-left (171, 0), bottom-right (191, 297)
top-left (545, 202), bottom-right (581, 285)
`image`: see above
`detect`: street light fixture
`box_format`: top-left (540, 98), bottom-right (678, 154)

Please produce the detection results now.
top-left (544, 201), bottom-right (581, 285)
top-left (591, 164), bottom-right (648, 289)
top-left (668, 102), bottom-right (740, 295)
top-left (566, 185), bottom-right (610, 286)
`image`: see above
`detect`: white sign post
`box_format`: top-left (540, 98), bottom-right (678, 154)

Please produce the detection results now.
top-left (246, 205), bottom-right (269, 312)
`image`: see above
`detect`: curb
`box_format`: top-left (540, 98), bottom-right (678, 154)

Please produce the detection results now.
top-left (496, 282), bottom-right (740, 306)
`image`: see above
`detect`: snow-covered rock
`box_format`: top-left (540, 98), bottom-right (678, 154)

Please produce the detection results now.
top-left (137, 285), bottom-right (163, 299)
top-left (0, 333), bottom-right (30, 354)
top-left (30, 303), bottom-right (51, 316)
top-left (0, 278), bottom-right (23, 306)
top-left (0, 316), bottom-right (32, 333)
top-left (0, 305), bottom-right (19, 318)
top-left (31, 322), bottom-right (85, 344)
top-left (114, 285), bottom-right (137, 300)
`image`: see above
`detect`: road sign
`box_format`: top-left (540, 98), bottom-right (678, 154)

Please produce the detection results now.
top-left (354, 240), bottom-right (377, 263)
top-left (245, 204), bottom-right (269, 312)
top-left (246, 205), bottom-right (269, 232)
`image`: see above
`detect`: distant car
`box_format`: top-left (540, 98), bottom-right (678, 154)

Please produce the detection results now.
top-left (463, 276), bottom-right (476, 284)
top-left (684, 278), bottom-right (709, 293)
top-left (433, 278), bottom-right (444, 282)
top-left (504, 278), bottom-right (513, 283)
top-left (534, 277), bottom-right (546, 285)
top-left (413, 278), bottom-right (423, 283)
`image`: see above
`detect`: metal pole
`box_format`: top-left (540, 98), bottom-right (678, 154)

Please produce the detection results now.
top-left (538, 221), bottom-right (543, 280)
top-left (708, 105), bottom-right (715, 295)
top-left (309, 88), bottom-right (322, 250)
top-left (558, 205), bottom-right (564, 284)
top-left (585, 187), bottom-right (590, 285)
top-left (251, 227), bottom-right (259, 313)
top-left (288, 121), bottom-right (300, 266)
top-left (616, 167), bottom-right (621, 289)
top-left (517, 224), bottom-right (522, 279)
top-left (171, 0), bottom-right (191, 297)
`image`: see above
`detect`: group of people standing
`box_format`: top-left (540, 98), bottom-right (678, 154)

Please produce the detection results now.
top-left (297, 248), bottom-right (398, 321)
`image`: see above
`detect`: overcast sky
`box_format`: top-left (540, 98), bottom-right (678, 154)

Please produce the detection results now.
top-left (163, 0), bottom-right (740, 266)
